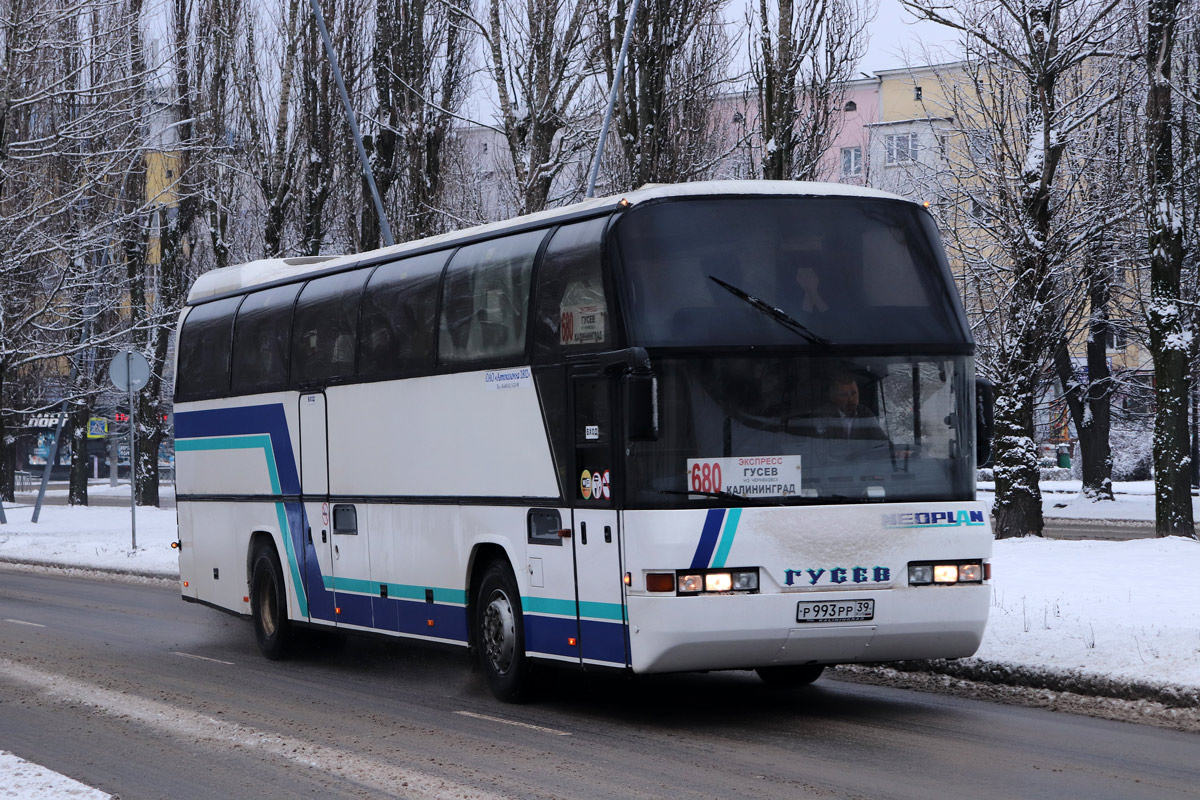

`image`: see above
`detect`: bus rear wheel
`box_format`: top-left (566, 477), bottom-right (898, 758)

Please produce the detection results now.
top-left (475, 560), bottom-right (530, 702)
top-left (755, 664), bottom-right (825, 687)
top-left (251, 545), bottom-right (293, 660)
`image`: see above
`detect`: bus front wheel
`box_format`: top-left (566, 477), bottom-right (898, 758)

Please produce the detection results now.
top-left (475, 560), bottom-right (530, 702)
top-left (755, 664), bottom-right (825, 687)
top-left (251, 545), bottom-right (293, 660)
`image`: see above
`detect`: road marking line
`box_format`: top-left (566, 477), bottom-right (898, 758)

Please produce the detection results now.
top-left (453, 710), bottom-right (571, 736)
top-left (173, 651), bottom-right (235, 666)
top-left (4, 618), bottom-right (45, 628)
top-left (0, 658), bottom-right (509, 800)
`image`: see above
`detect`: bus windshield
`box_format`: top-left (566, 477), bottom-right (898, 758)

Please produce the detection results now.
top-left (625, 354), bottom-right (976, 508)
top-left (614, 196), bottom-right (968, 348)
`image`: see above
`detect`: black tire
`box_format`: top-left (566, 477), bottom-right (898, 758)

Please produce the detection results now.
top-left (755, 664), bottom-right (825, 687)
top-left (250, 544), bottom-right (293, 660)
top-left (475, 560), bottom-right (531, 702)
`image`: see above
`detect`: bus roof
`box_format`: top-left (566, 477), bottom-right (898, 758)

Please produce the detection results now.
top-left (185, 180), bottom-right (913, 305)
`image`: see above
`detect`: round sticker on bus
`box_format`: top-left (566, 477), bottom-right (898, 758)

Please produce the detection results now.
top-left (580, 469), bottom-right (592, 499)
top-left (600, 470), bottom-right (611, 500)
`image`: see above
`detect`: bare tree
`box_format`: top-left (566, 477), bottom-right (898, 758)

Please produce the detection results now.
top-left (592, 0), bottom-right (734, 193)
top-left (363, 0), bottom-right (472, 245)
top-left (750, 0), bottom-right (870, 181)
top-left (1138, 0), bottom-right (1196, 537)
top-left (0, 0), bottom-right (146, 503)
top-left (468, 0), bottom-right (598, 214)
top-left (902, 0), bottom-right (1124, 538)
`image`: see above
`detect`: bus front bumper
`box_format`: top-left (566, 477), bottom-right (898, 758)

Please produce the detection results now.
top-left (625, 585), bottom-right (990, 674)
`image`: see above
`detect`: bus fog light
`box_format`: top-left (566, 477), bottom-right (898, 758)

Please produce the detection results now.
top-left (705, 573), bottom-right (732, 592)
top-left (731, 570), bottom-right (759, 591)
top-left (909, 565), bottom-right (933, 585)
top-left (678, 574), bottom-right (703, 593)
top-left (958, 564), bottom-right (983, 582)
top-left (933, 565), bottom-right (958, 583)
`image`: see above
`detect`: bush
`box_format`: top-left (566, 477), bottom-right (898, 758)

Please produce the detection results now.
top-left (1111, 423), bottom-right (1154, 481)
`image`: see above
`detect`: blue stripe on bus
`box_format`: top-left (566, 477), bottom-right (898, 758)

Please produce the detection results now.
top-left (176, 405), bottom-right (300, 495)
top-left (525, 614), bottom-right (579, 659)
top-left (579, 617), bottom-right (628, 665)
top-left (690, 509), bottom-right (726, 569)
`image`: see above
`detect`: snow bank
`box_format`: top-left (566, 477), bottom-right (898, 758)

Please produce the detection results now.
top-left (0, 750), bottom-right (110, 799)
top-left (0, 505), bottom-right (178, 576)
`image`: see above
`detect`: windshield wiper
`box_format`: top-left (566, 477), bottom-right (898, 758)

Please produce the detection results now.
top-left (708, 276), bottom-right (830, 346)
top-left (657, 489), bottom-right (792, 507)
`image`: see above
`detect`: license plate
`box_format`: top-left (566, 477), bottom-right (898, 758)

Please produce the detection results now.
top-left (796, 599), bottom-right (874, 623)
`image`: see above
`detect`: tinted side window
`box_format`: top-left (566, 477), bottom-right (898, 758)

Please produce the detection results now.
top-left (231, 284), bottom-right (301, 394)
top-left (358, 251), bottom-right (447, 379)
top-left (176, 297), bottom-right (241, 401)
top-left (291, 269), bottom-right (368, 386)
top-left (439, 230), bottom-right (544, 365)
top-left (533, 217), bottom-right (610, 363)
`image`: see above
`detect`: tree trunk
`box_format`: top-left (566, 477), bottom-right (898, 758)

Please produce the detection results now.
top-left (0, 369), bottom-right (12, 503)
top-left (991, 389), bottom-right (1043, 538)
top-left (68, 405), bottom-right (89, 506)
top-left (1053, 270), bottom-right (1115, 501)
top-left (135, 392), bottom-right (161, 508)
top-left (1145, 0), bottom-right (1195, 538)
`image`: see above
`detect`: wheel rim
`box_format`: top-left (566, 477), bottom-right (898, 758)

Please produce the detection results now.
top-left (482, 589), bottom-right (516, 675)
top-left (256, 571), bottom-right (277, 638)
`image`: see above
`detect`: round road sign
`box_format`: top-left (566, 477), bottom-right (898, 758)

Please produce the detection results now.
top-left (109, 351), bottom-right (151, 392)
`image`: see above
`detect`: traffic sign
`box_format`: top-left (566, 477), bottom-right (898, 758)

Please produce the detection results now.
top-left (109, 351), bottom-right (150, 392)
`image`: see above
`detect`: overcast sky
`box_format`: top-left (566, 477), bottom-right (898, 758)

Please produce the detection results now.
top-left (861, 0), bottom-right (962, 73)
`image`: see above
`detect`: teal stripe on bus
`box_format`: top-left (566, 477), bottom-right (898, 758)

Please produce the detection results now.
top-left (524, 596), bottom-right (625, 621)
top-left (711, 507), bottom-right (742, 568)
top-left (322, 575), bottom-right (468, 605)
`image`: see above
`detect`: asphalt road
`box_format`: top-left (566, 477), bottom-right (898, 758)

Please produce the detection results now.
top-left (1, 568), bottom-right (1196, 800)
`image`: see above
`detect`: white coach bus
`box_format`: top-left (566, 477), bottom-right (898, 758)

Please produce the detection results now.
top-left (173, 181), bottom-right (994, 701)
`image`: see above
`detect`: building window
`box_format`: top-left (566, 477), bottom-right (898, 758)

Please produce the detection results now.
top-left (914, 86), bottom-right (923, 101)
top-left (1106, 326), bottom-right (1128, 351)
top-left (970, 198), bottom-right (995, 224)
top-left (844, 100), bottom-right (857, 112)
top-left (841, 146), bottom-right (863, 177)
top-left (885, 132), bottom-right (919, 164)
top-left (967, 131), bottom-right (994, 165)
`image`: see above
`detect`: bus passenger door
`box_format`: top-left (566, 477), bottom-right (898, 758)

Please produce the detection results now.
top-left (298, 392), bottom-right (335, 624)
top-left (570, 374), bottom-right (628, 668)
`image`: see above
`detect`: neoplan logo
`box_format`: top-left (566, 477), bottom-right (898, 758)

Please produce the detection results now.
top-left (881, 509), bottom-right (985, 528)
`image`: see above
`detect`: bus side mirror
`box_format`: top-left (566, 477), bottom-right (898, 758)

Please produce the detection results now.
top-left (625, 373), bottom-right (659, 441)
top-left (975, 377), bottom-right (994, 467)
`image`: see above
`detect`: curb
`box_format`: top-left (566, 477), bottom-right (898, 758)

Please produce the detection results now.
top-left (849, 658), bottom-right (1200, 710)
top-left (0, 557), bottom-right (176, 584)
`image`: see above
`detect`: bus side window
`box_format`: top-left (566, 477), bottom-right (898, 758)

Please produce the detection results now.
top-left (358, 251), bottom-right (446, 380)
top-left (291, 269), bottom-right (369, 386)
top-left (231, 284), bottom-right (301, 395)
top-left (176, 296), bottom-right (241, 401)
top-left (532, 216), bottom-right (610, 363)
top-left (438, 230), bottom-right (543, 365)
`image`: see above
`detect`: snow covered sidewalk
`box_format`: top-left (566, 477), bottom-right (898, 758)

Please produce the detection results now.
top-left (0, 491), bottom-right (1198, 706)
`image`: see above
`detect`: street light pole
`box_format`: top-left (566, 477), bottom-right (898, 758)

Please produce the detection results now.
top-left (586, 0), bottom-right (642, 198)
